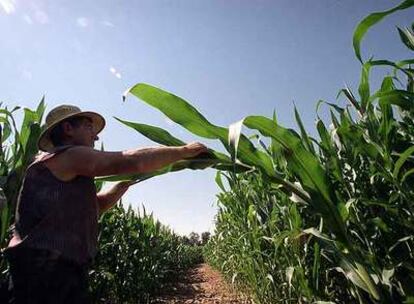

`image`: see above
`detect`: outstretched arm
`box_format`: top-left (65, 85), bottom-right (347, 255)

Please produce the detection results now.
top-left (60, 142), bottom-right (208, 178)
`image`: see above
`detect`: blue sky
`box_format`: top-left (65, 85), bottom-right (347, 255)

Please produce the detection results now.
top-left (0, 0), bottom-right (412, 234)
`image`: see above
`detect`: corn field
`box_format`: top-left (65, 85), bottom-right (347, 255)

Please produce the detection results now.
top-left (0, 1), bottom-right (413, 303)
top-left (90, 204), bottom-right (203, 303)
top-left (108, 2), bottom-right (413, 303)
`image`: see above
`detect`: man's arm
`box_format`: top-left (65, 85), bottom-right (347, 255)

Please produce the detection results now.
top-left (60, 142), bottom-right (208, 178)
top-left (97, 181), bottom-right (134, 214)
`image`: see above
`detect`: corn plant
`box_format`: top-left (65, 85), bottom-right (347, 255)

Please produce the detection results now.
top-left (112, 1), bottom-right (414, 302)
top-left (204, 171), bottom-right (350, 303)
top-left (89, 203), bottom-right (203, 303)
top-left (0, 100), bottom-right (45, 246)
top-left (0, 100), bottom-right (45, 299)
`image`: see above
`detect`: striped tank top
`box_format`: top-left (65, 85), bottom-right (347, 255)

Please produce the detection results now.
top-left (6, 145), bottom-right (99, 264)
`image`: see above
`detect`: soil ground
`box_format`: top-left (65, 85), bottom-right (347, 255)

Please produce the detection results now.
top-left (154, 264), bottom-right (252, 304)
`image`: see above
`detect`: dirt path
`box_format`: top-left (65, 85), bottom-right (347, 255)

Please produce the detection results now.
top-left (154, 264), bottom-right (252, 304)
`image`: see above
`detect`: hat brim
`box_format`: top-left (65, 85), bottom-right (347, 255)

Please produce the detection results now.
top-left (38, 111), bottom-right (106, 152)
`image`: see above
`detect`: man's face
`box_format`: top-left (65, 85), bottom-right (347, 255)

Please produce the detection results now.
top-left (64, 117), bottom-right (99, 148)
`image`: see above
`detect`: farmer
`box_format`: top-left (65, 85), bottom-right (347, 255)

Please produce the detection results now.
top-left (4, 104), bottom-right (208, 303)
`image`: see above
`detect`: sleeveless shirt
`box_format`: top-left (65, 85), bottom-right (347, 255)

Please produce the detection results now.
top-left (6, 145), bottom-right (99, 264)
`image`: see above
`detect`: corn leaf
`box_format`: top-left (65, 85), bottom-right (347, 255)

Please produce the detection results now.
top-left (353, 0), bottom-right (414, 63)
top-left (115, 117), bottom-right (186, 146)
top-left (393, 146), bottom-right (414, 179)
top-left (124, 83), bottom-right (274, 175)
top-left (243, 116), bottom-right (331, 202)
top-left (398, 26), bottom-right (414, 51)
top-left (294, 105), bottom-right (315, 155)
top-left (97, 156), bottom-right (249, 183)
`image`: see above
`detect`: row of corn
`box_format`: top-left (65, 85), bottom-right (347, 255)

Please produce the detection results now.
top-left (106, 2), bottom-right (414, 303)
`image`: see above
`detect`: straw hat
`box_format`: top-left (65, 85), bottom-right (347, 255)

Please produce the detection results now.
top-left (38, 104), bottom-right (106, 152)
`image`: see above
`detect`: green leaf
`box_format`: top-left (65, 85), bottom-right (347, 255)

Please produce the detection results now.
top-left (243, 116), bottom-right (349, 242)
top-left (36, 96), bottom-right (46, 123)
top-left (341, 85), bottom-right (361, 112)
top-left (316, 120), bottom-right (332, 151)
top-left (368, 59), bottom-right (413, 79)
top-left (393, 145), bottom-right (414, 179)
top-left (369, 89), bottom-right (414, 110)
top-left (337, 202), bottom-right (349, 222)
top-left (244, 116), bottom-right (331, 202)
top-left (125, 83), bottom-right (274, 175)
top-left (398, 26), bottom-right (414, 51)
top-left (215, 171), bottom-right (226, 192)
top-left (0, 119), bottom-right (11, 143)
top-left (378, 77), bottom-right (395, 123)
top-left (115, 117), bottom-right (232, 164)
top-left (353, 0), bottom-right (414, 62)
top-left (124, 83), bottom-right (222, 139)
top-left (312, 242), bottom-right (321, 291)
top-left (402, 168), bottom-right (414, 183)
top-left (358, 62), bottom-right (371, 110)
top-left (371, 217), bottom-right (389, 232)
top-left (20, 108), bottom-right (39, 149)
top-left (290, 204), bottom-right (302, 229)
top-left (0, 187), bottom-right (8, 244)
top-left (97, 156), bottom-right (250, 183)
top-left (21, 123), bottom-right (41, 168)
top-left (270, 110), bottom-right (286, 168)
top-left (115, 117), bottom-right (186, 146)
top-left (294, 105), bottom-right (315, 154)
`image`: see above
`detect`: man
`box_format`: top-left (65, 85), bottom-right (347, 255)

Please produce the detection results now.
top-left (4, 104), bottom-right (208, 303)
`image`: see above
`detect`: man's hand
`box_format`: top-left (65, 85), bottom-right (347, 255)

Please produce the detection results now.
top-left (113, 180), bottom-right (137, 191)
top-left (181, 142), bottom-right (209, 158)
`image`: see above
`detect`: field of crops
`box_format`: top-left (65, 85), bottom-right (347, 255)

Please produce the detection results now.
top-left (90, 204), bottom-right (203, 303)
top-left (108, 2), bottom-right (414, 303)
top-left (1, 1), bottom-right (414, 303)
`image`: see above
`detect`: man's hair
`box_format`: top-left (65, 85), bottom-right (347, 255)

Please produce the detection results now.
top-left (50, 116), bottom-right (92, 147)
